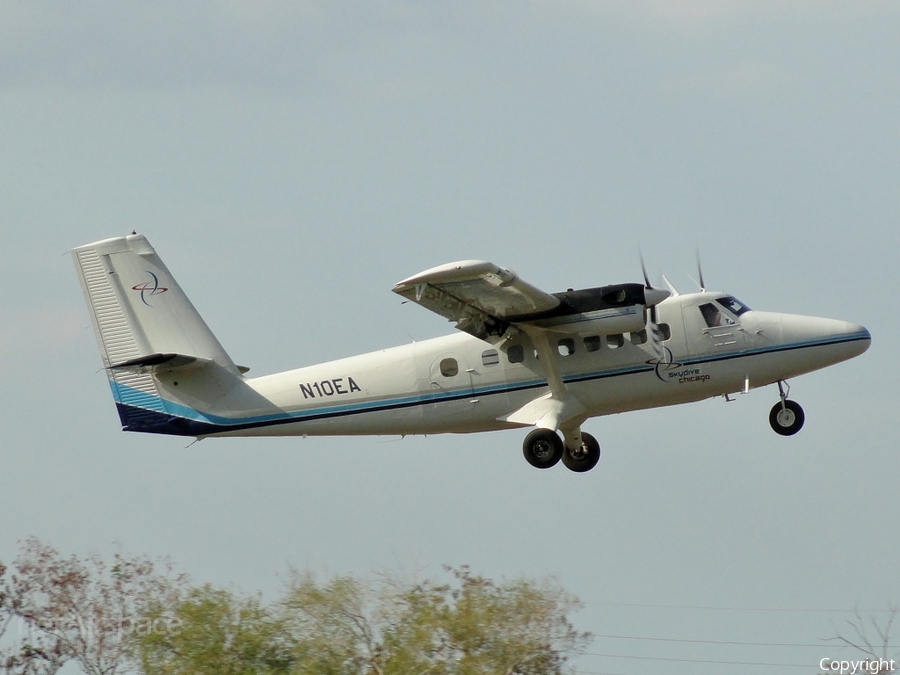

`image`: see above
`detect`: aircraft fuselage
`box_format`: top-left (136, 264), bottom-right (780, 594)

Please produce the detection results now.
top-left (155, 292), bottom-right (868, 439)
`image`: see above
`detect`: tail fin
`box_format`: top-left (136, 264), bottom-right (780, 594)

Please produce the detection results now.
top-left (72, 233), bottom-right (242, 434)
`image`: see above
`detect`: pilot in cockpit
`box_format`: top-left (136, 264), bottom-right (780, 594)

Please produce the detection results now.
top-left (700, 302), bottom-right (734, 328)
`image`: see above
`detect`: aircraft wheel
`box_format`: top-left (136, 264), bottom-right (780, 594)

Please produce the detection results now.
top-left (562, 432), bottom-right (601, 473)
top-left (522, 429), bottom-right (563, 469)
top-left (769, 400), bottom-right (805, 436)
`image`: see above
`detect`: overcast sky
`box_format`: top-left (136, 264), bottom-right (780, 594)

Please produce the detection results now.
top-left (2, 2), bottom-right (899, 673)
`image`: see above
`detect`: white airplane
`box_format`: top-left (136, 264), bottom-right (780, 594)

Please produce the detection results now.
top-left (73, 234), bottom-right (871, 472)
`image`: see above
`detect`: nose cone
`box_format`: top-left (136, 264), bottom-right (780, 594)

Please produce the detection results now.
top-left (744, 311), bottom-right (870, 382)
top-left (843, 322), bottom-right (872, 358)
top-left (783, 315), bottom-right (871, 367)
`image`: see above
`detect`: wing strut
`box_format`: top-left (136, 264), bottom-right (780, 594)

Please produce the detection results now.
top-left (500, 325), bottom-right (586, 433)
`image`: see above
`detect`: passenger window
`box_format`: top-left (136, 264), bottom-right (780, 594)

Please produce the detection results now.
top-left (440, 358), bottom-right (458, 377)
top-left (558, 338), bottom-right (575, 356)
top-left (607, 334), bottom-right (624, 349)
top-left (482, 350), bottom-right (499, 366)
top-left (631, 329), bottom-right (648, 345)
top-left (507, 345), bottom-right (524, 364)
top-left (658, 323), bottom-right (672, 341)
top-left (583, 335), bottom-right (601, 352)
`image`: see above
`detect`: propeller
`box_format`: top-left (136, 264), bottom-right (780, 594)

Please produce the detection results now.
top-left (640, 250), bottom-right (652, 290)
top-left (696, 249), bottom-right (707, 292)
top-left (640, 252), bottom-right (668, 362)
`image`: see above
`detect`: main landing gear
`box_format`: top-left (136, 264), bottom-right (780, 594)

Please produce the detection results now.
top-left (522, 380), bottom-right (808, 470)
top-left (768, 380), bottom-right (805, 436)
top-left (522, 428), bottom-right (601, 473)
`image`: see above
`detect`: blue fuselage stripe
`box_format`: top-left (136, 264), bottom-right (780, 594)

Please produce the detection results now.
top-left (113, 331), bottom-right (870, 435)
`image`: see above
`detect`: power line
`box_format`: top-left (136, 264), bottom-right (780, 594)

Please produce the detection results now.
top-left (582, 600), bottom-right (898, 614)
top-left (570, 603), bottom-right (900, 671)
top-left (589, 632), bottom-right (899, 649)
top-left (577, 651), bottom-right (810, 668)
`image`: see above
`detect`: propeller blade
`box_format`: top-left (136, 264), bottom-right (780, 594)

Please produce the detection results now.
top-left (696, 250), bottom-right (706, 292)
top-left (640, 250), bottom-right (652, 289)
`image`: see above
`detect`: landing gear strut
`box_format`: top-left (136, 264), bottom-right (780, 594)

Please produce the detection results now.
top-left (562, 432), bottom-right (601, 473)
top-left (769, 381), bottom-right (805, 436)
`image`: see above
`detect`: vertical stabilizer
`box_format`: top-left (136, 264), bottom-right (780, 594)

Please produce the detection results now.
top-left (72, 234), bottom-right (240, 433)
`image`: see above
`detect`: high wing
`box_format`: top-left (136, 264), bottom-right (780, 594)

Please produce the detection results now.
top-left (392, 260), bottom-right (560, 343)
top-left (393, 260), bottom-right (669, 344)
top-left (393, 260), bottom-right (580, 430)
top-left (394, 260), bottom-right (671, 431)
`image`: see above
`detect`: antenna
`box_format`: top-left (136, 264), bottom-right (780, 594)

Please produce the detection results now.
top-left (662, 275), bottom-right (680, 296)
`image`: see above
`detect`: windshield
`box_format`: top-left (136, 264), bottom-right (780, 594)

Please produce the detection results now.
top-left (716, 296), bottom-right (751, 316)
top-left (699, 296), bottom-right (752, 329)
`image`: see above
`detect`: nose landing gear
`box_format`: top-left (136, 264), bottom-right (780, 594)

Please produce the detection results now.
top-left (769, 381), bottom-right (805, 436)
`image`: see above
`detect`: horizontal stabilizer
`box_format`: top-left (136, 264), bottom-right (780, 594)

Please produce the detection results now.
top-left (110, 352), bottom-right (209, 372)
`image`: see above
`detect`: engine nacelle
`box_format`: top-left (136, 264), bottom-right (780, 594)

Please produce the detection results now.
top-left (539, 305), bottom-right (647, 337)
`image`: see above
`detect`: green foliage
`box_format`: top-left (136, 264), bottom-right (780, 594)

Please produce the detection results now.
top-left (281, 566), bottom-right (589, 675)
top-left (2, 540), bottom-right (588, 675)
top-left (138, 585), bottom-right (294, 675)
top-left (282, 574), bottom-right (376, 675)
top-left (138, 566), bottom-right (588, 675)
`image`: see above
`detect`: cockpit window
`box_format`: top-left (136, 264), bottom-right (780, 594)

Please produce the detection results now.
top-left (716, 296), bottom-right (751, 316)
top-left (699, 296), bottom-right (751, 328)
top-left (699, 302), bottom-right (735, 328)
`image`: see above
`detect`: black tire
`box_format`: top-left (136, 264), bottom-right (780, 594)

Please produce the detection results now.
top-left (769, 400), bottom-right (805, 436)
top-left (561, 432), bottom-right (601, 473)
top-left (522, 429), bottom-right (563, 469)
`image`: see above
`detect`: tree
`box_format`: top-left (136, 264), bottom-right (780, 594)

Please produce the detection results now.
top-left (1, 560), bottom-right (14, 672)
top-left (439, 567), bottom-right (586, 675)
top-left (8, 538), bottom-right (183, 675)
top-left (282, 566), bottom-right (590, 675)
top-left (137, 584), bottom-right (294, 675)
top-left (2, 553), bottom-right (69, 675)
top-left (827, 607), bottom-right (899, 672)
top-left (4, 540), bottom-right (589, 675)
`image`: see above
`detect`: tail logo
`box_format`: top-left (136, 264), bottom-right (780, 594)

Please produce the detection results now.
top-left (132, 271), bottom-right (169, 306)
